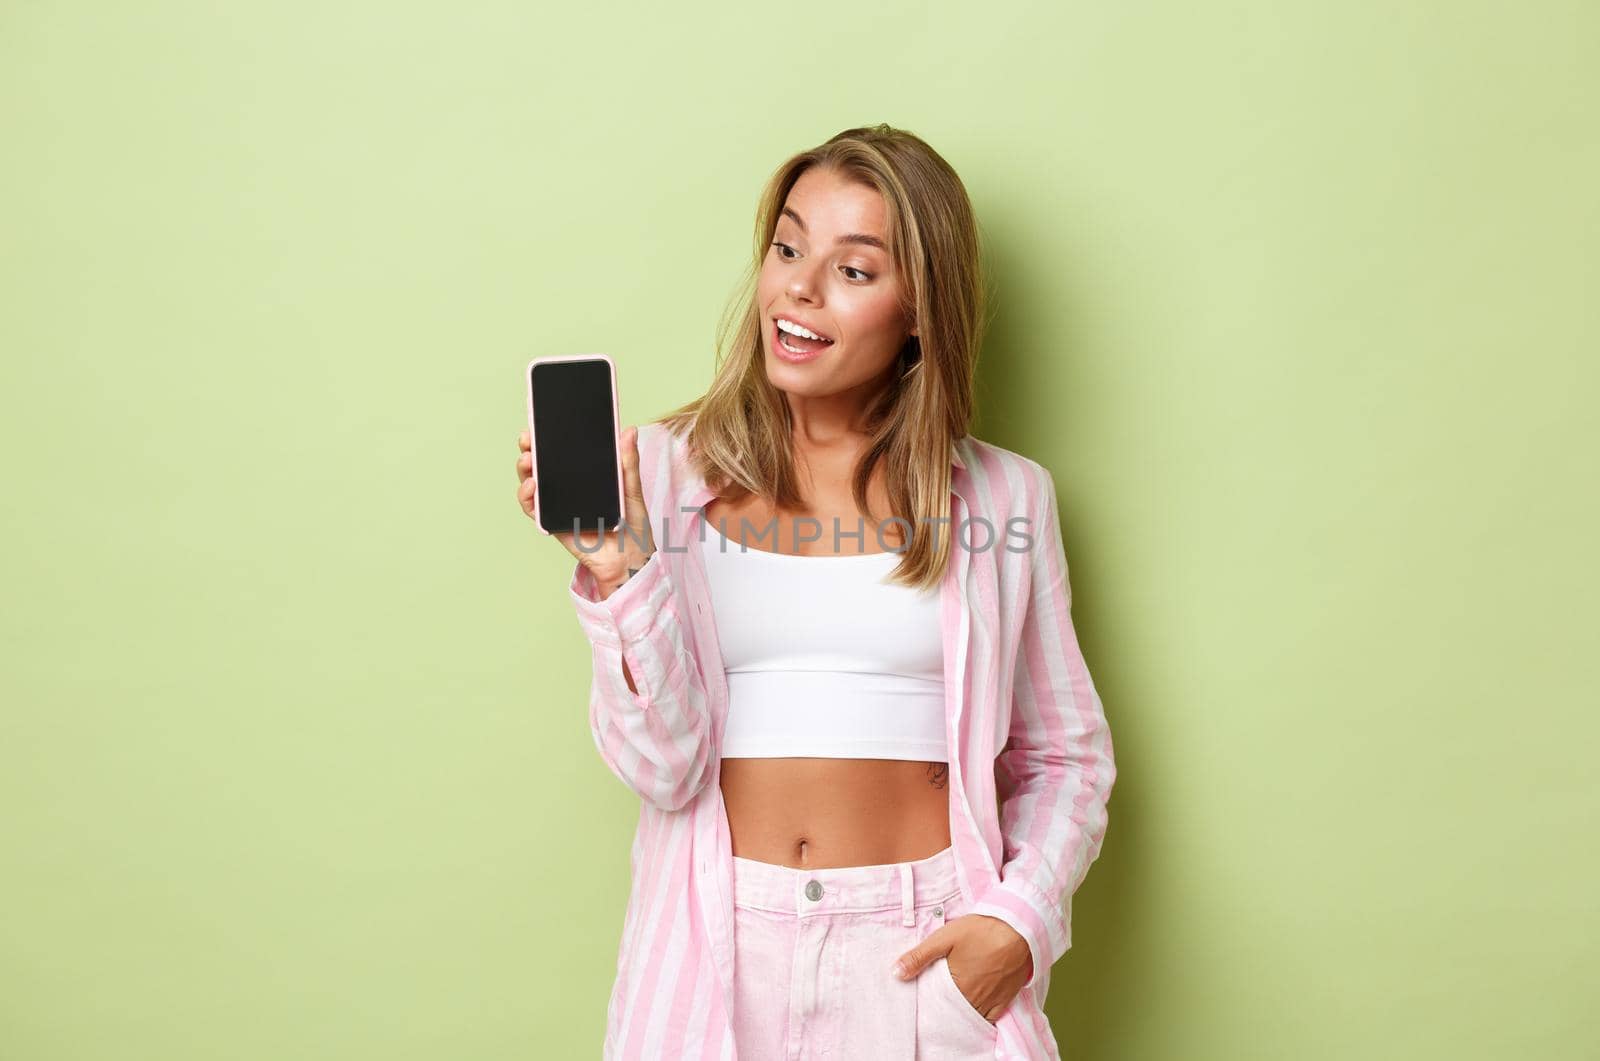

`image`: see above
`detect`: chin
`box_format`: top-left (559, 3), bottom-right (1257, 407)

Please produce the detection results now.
top-left (765, 356), bottom-right (828, 392)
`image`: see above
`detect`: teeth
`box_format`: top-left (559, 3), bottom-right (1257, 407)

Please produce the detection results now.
top-left (777, 318), bottom-right (829, 342)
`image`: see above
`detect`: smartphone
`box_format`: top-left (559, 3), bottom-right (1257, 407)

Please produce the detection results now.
top-left (524, 354), bottom-right (624, 537)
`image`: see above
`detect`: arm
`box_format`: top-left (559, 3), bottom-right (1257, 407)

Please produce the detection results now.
top-left (968, 462), bottom-right (1116, 990)
top-left (568, 549), bottom-right (716, 813)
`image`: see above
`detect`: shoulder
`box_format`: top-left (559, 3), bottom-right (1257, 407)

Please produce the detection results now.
top-left (964, 435), bottom-right (1045, 475)
top-left (633, 416), bottom-right (691, 470)
top-left (632, 418), bottom-right (696, 512)
top-left (960, 436), bottom-right (1054, 510)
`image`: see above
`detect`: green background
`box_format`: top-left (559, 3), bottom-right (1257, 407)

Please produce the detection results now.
top-left (3, 2), bottom-right (1594, 1058)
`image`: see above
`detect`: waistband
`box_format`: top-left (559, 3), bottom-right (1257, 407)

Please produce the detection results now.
top-left (731, 844), bottom-right (962, 925)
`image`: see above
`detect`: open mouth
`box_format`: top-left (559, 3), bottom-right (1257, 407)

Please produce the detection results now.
top-left (773, 316), bottom-right (835, 357)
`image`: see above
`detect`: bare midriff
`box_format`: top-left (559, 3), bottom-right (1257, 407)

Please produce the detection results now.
top-left (719, 756), bottom-right (953, 868)
top-left (703, 485), bottom-right (953, 870)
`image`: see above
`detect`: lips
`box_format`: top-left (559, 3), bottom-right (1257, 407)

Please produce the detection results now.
top-left (771, 318), bottom-right (835, 362)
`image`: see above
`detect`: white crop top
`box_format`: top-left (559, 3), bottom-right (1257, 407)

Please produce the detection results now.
top-left (698, 521), bottom-right (947, 762)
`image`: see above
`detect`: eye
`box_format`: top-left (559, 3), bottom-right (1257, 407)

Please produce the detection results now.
top-left (842, 265), bottom-right (874, 282)
top-left (770, 241), bottom-right (798, 260)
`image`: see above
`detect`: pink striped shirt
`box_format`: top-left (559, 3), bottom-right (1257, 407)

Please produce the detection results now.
top-left (567, 420), bottom-right (1116, 1059)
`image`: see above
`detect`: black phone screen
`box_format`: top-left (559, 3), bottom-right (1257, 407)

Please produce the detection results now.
top-left (529, 357), bottom-right (622, 535)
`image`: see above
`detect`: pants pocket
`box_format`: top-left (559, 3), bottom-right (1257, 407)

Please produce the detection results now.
top-left (916, 896), bottom-right (998, 1057)
top-left (934, 952), bottom-right (998, 1035)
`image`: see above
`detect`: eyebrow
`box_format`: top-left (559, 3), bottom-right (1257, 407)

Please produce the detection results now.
top-left (780, 207), bottom-right (887, 251)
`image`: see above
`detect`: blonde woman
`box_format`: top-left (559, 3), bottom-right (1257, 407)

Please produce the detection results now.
top-left (516, 124), bottom-right (1115, 1060)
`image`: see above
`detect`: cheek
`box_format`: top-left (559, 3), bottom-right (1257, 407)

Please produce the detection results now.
top-left (838, 292), bottom-right (906, 341)
top-left (755, 266), bottom-right (783, 308)
top-left (757, 248), bottom-right (788, 288)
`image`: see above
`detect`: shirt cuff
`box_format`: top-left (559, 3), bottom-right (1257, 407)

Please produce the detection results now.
top-left (567, 551), bottom-right (671, 649)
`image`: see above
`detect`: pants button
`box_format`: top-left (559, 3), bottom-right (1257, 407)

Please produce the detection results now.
top-left (805, 880), bottom-right (823, 901)
top-left (932, 905), bottom-right (943, 917)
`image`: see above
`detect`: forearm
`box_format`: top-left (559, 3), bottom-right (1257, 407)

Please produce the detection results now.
top-left (592, 572), bottom-right (640, 695)
top-left (567, 553), bottom-right (715, 811)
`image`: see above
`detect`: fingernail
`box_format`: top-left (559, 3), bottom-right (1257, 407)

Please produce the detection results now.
top-left (892, 961), bottom-right (907, 979)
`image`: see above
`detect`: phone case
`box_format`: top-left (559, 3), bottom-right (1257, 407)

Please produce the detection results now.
top-left (524, 353), bottom-right (625, 537)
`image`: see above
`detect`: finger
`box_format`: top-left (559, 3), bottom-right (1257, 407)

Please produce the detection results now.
top-left (518, 474), bottom-right (537, 517)
top-left (519, 429), bottom-right (530, 452)
top-left (516, 451), bottom-right (532, 482)
top-left (892, 930), bottom-right (951, 980)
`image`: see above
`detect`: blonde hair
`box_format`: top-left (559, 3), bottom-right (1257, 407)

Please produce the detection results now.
top-left (659, 123), bottom-right (992, 591)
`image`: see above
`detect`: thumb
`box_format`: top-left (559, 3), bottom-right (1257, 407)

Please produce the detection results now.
top-left (618, 425), bottom-right (652, 551)
top-left (892, 926), bottom-right (951, 981)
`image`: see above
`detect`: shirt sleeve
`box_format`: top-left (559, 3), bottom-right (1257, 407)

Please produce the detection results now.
top-left (967, 461), bottom-right (1117, 990)
top-left (568, 549), bottom-right (716, 812)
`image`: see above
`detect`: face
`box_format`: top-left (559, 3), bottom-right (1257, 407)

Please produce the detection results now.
top-left (757, 165), bottom-right (917, 397)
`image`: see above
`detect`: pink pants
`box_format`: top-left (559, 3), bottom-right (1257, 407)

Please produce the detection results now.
top-left (730, 843), bottom-right (1000, 1060)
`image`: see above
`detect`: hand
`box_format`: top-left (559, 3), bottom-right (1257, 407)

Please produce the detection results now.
top-left (516, 425), bottom-right (655, 596)
top-left (891, 913), bottom-right (1032, 1024)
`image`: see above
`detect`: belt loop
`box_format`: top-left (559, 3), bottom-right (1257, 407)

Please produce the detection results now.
top-left (900, 863), bottom-right (915, 927)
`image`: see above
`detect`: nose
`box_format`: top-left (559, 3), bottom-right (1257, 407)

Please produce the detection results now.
top-left (786, 260), bottom-right (824, 305)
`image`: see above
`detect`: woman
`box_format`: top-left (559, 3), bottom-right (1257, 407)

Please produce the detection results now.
top-left (515, 124), bottom-right (1115, 1060)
